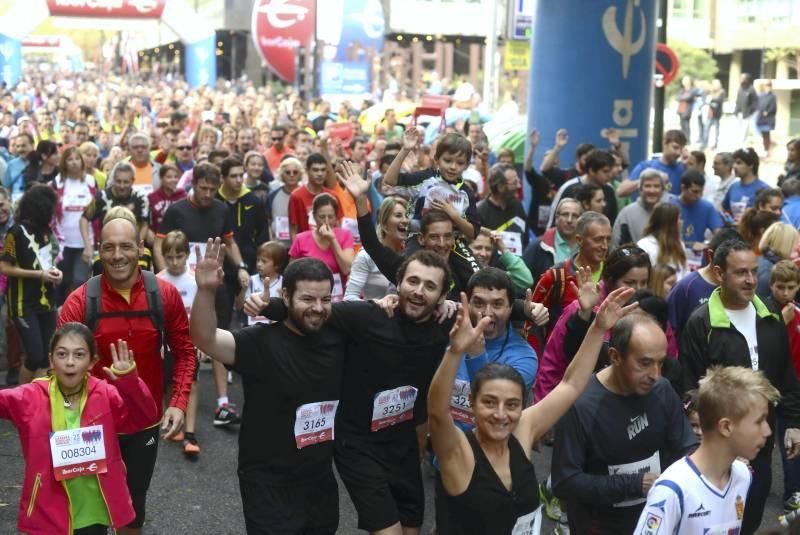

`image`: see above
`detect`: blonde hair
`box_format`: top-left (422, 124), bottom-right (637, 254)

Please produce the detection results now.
top-left (648, 263), bottom-right (677, 298)
top-left (758, 222), bottom-right (798, 260)
top-left (162, 230), bottom-right (190, 255)
top-left (278, 156), bottom-right (303, 178)
top-left (102, 206), bottom-right (137, 227)
top-left (377, 196), bottom-right (409, 241)
top-left (696, 366), bottom-right (780, 433)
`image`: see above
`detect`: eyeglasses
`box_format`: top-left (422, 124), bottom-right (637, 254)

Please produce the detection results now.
top-left (177, 145), bottom-right (192, 151)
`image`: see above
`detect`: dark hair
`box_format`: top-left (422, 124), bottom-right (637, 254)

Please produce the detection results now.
top-left (714, 151), bottom-right (734, 167)
top-left (707, 227), bottom-right (744, 253)
top-left (282, 257), bottom-right (333, 300)
top-left (158, 163), bottom-right (180, 180)
top-left (756, 187), bottom-right (783, 209)
top-left (467, 267), bottom-right (514, 305)
top-left (470, 363), bottom-right (526, 404)
top-left (663, 129), bottom-right (687, 146)
top-left (24, 140), bottom-right (59, 184)
top-left (312, 192), bottom-right (339, 216)
top-left (396, 250), bottom-right (452, 298)
top-left (256, 241), bottom-right (290, 275)
top-left (434, 133), bottom-right (472, 161)
top-left (609, 311), bottom-right (661, 358)
top-left (575, 143), bottom-right (596, 161)
top-left (732, 147), bottom-right (760, 175)
top-left (737, 209), bottom-right (779, 246)
top-left (379, 154), bottom-right (395, 170)
top-left (487, 164), bottom-right (514, 194)
top-left (575, 182), bottom-right (602, 208)
top-left (712, 239), bottom-right (752, 270)
top-left (16, 132), bottom-right (34, 145)
top-left (420, 210), bottom-right (454, 235)
top-left (783, 178), bottom-right (800, 198)
top-left (208, 149), bottom-right (230, 162)
top-left (220, 156), bottom-right (244, 178)
top-left (629, 289), bottom-right (668, 331)
top-left (50, 322), bottom-right (98, 360)
top-left (690, 150), bottom-right (706, 167)
top-left (682, 389), bottom-right (699, 416)
top-left (583, 149), bottom-right (616, 173)
top-left (306, 152), bottom-right (328, 170)
top-left (681, 170), bottom-right (706, 188)
top-left (349, 136), bottom-right (367, 151)
top-left (271, 125), bottom-right (288, 136)
top-left (17, 183), bottom-right (58, 238)
top-left (192, 161), bottom-right (222, 186)
top-left (601, 245), bottom-right (651, 286)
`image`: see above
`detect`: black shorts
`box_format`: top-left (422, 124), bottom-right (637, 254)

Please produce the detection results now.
top-left (238, 466), bottom-right (338, 535)
top-left (334, 436), bottom-right (424, 531)
top-left (118, 426), bottom-right (160, 529)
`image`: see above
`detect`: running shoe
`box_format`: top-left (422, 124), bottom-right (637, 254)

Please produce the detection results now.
top-left (539, 482), bottom-right (563, 521)
top-left (785, 491), bottom-right (800, 513)
top-left (214, 403), bottom-right (241, 426)
top-left (183, 434), bottom-right (200, 455)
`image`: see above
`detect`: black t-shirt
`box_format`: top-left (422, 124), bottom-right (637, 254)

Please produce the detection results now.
top-left (232, 322), bottom-right (346, 482)
top-left (83, 188), bottom-right (149, 225)
top-left (552, 376), bottom-right (697, 534)
top-left (560, 180), bottom-right (618, 225)
top-left (476, 197), bottom-right (529, 250)
top-left (159, 198), bottom-right (234, 273)
top-left (1, 224), bottom-right (59, 317)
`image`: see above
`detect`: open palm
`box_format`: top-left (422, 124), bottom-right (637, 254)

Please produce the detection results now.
top-left (195, 238), bottom-right (225, 292)
top-left (337, 160), bottom-right (370, 200)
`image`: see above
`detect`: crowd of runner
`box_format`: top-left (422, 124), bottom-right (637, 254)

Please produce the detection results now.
top-left (0, 69), bottom-right (799, 534)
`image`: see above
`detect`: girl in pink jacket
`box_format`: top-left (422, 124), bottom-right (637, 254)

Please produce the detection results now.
top-left (0, 322), bottom-right (158, 535)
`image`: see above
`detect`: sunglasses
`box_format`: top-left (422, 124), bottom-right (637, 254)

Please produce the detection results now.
top-left (177, 145), bottom-right (192, 151)
top-left (271, 137), bottom-right (284, 142)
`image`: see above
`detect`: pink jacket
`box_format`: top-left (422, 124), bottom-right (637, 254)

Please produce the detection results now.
top-left (0, 370), bottom-right (158, 535)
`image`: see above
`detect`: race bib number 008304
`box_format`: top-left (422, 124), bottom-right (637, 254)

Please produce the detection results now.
top-left (49, 424), bottom-right (107, 481)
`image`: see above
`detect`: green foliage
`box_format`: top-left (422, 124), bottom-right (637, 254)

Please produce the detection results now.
top-left (665, 40), bottom-right (719, 101)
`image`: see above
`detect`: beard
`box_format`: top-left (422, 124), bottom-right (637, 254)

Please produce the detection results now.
top-left (288, 306), bottom-right (329, 334)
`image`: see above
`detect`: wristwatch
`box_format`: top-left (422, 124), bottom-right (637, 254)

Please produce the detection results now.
top-left (237, 262), bottom-right (248, 270)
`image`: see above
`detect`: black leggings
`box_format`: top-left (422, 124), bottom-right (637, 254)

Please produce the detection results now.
top-left (74, 524), bottom-right (108, 535)
top-left (14, 310), bottom-right (56, 371)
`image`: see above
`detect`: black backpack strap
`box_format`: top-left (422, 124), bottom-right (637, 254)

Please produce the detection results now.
top-left (84, 275), bottom-right (103, 333)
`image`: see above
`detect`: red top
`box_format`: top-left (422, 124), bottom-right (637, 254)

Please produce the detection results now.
top-left (147, 187), bottom-right (187, 234)
top-left (287, 185), bottom-right (343, 234)
top-left (58, 271), bottom-right (197, 424)
top-left (788, 306), bottom-right (800, 376)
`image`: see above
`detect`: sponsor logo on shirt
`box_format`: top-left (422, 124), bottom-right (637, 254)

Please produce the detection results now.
top-left (688, 504), bottom-right (711, 518)
top-left (640, 512), bottom-right (661, 535)
top-left (735, 495), bottom-right (744, 520)
top-left (627, 412), bottom-right (649, 440)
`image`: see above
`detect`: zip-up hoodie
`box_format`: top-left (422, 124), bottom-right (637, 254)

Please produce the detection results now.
top-left (216, 185), bottom-right (268, 273)
top-left (0, 369), bottom-right (157, 535)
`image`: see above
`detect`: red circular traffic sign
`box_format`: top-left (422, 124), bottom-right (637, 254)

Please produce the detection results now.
top-left (655, 43), bottom-right (679, 86)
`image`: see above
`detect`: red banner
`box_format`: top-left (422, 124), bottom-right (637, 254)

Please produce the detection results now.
top-left (46, 0), bottom-right (166, 19)
top-left (251, 0), bottom-right (316, 82)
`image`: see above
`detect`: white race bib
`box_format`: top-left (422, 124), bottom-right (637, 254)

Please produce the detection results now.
top-left (188, 241), bottom-right (207, 272)
top-left (685, 246), bottom-right (703, 272)
top-left (511, 506), bottom-right (542, 535)
top-left (275, 216), bottom-right (290, 241)
top-left (341, 218), bottom-right (360, 245)
top-left (294, 400), bottom-right (339, 449)
top-left (499, 231), bottom-right (523, 256)
top-left (608, 451), bottom-right (661, 507)
top-left (36, 245), bottom-right (54, 271)
top-left (371, 386), bottom-right (418, 432)
top-left (449, 379), bottom-right (473, 425)
top-left (332, 273), bottom-right (344, 302)
top-left (49, 424), bottom-right (107, 481)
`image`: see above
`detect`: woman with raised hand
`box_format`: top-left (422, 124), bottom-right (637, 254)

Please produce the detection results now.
top-left (428, 286), bottom-right (638, 534)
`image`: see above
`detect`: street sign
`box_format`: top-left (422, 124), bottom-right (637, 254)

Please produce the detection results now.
top-left (508, 0), bottom-right (534, 40)
top-left (655, 43), bottom-right (679, 87)
top-left (504, 40), bottom-right (530, 71)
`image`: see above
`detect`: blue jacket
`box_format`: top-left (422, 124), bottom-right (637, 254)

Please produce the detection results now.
top-left (2, 156), bottom-right (27, 198)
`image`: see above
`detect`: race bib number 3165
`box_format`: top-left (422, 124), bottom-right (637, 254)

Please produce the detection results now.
top-left (371, 386), bottom-right (418, 432)
top-left (294, 400), bottom-right (339, 449)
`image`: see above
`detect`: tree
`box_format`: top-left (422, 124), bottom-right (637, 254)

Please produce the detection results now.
top-left (765, 48), bottom-right (800, 78)
top-left (665, 40), bottom-right (719, 101)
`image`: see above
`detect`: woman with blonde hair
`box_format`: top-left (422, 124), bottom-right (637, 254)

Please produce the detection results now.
top-left (79, 141), bottom-right (108, 189)
top-left (344, 196), bottom-right (409, 300)
top-left (267, 156), bottom-right (304, 245)
top-left (637, 203), bottom-right (688, 279)
top-left (649, 263), bottom-right (678, 299)
top-left (756, 222), bottom-right (799, 299)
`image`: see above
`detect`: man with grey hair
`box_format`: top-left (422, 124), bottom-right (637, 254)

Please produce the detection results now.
top-left (611, 169), bottom-right (666, 248)
top-left (531, 210), bottom-right (611, 334)
top-left (524, 197), bottom-right (582, 282)
top-left (477, 163), bottom-right (528, 255)
top-left (127, 132), bottom-right (161, 193)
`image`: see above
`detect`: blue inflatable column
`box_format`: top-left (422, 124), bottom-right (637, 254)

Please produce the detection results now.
top-left (526, 0), bottom-right (657, 170)
top-left (185, 36), bottom-right (217, 88)
top-left (0, 34), bottom-right (22, 88)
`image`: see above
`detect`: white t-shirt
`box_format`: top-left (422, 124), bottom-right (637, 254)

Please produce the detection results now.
top-left (57, 175), bottom-right (95, 248)
top-left (634, 456), bottom-right (751, 535)
top-left (157, 269), bottom-right (197, 318)
top-left (725, 302), bottom-right (758, 369)
top-left (246, 274), bottom-right (283, 325)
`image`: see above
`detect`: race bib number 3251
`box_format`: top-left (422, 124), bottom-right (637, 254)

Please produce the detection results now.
top-left (371, 386), bottom-right (418, 432)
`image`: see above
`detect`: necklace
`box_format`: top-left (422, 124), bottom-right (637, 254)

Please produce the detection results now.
top-left (59, 385), bottom-right (82, 408)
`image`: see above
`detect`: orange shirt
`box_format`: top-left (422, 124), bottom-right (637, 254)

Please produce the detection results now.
top-left (132, 160), bottom-right (154, 186)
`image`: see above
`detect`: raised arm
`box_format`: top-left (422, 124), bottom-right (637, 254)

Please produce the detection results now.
top-left (190, 238), bottom-right (236, 365)
top-left (540, 129), bottom-right (568, 173)
top-left (516, 280), bottom-right (638, 450)
top-left (382, 128), bottom-right (418, 186)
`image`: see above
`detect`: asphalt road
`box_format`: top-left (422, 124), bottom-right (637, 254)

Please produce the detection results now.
top-left (0, 366), bottom-right (787, 534)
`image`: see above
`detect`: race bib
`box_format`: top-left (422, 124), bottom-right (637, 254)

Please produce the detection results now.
top-left (332, 273), bottom-right (344, 302)
top-left (36, 245), bottom-right (53, 271)
top-left (188, 241), bottom-right (207, 272)
top-left (499, 231), bottom-right (523, 256)
top-left (62, 191), bottom-right (90, 212)
top-left (608, 451), bottom-right (661, 507)
top-left (371, 386), bottom-right (418, 432)
top-left (449, 379), bottom-right (473, 425)
top-left (50, 424), bottom-right (107, 481)
top-left (423, 183), bottom-right (467, 216)
top-left (685, 246), bottom-right (703, 272)
top-left (294, 400), bottom-right (339, 449)
top-left (512, 506), bottom-right (542, 535)
top-left (341, 218), bottom-right (360, 245)
top-left (275, 216), bottom-right (290, 241)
